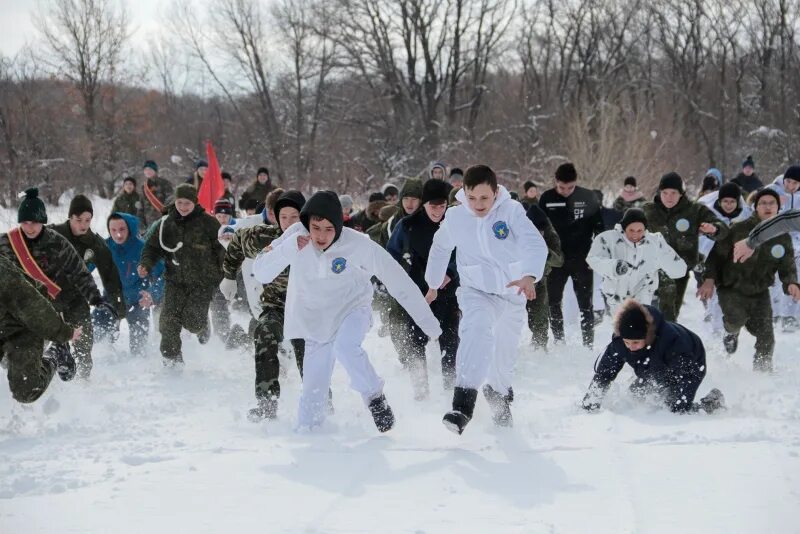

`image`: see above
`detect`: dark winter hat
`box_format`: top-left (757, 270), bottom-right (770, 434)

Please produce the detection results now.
top-left (701, 175), bottom-right (719, 192)
top-left (783, 165), bottom-right (800, 183)
top-left (624, 176), bottom-right (637, 188)
top-left (658, 172), bottom-right (684, 194)
top-left (273, 190), bottom-right (306, 218)
top-left (620, 208), bottom-right (647, 230)
top-left (213, 199), bottom-right (234, 215)
top-left (68, 194), bottom-right (94, 218)
top-left (368, 192), bottom-right (386, 202)
top-left (400, 178), bottom-right (423, 200)
top-left (18, 187), bottom-right (47, 224)
top-left (718, 182), bottom-right (741, 201)
top-left (243, 198), bottom-right (259, 211)
top-left (523, 180), bottom-right (539, 192)
top-left (555, 163), bottom-right (577, 183)
top-left (422, 178), bottom-right (451, 205)
top-left (257, 167), bottom-right (270, 177)
top-left (143, 160), bottom-right (158, 173)
top-left (300, 191), bottom-right (344, 246)
top-left (175, 183), bottom-right (198, 203)
top-left (753, 187), bottom-right (780, 206)
top-left (123, 176), bottom-right (137, 187)
top-left (221, 171), bottom-right (232, 181)
top-left (742, 155), bottom-right (755, 169)
top-left (195, 159), bottom-right (208, 170)
top-left (618, 305), bottom-right (648, 340)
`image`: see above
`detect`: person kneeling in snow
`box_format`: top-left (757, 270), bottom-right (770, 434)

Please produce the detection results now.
top-left (582, 299), bottom-right (724, 414)
top-left (253, 191), bottom-right (442, 432)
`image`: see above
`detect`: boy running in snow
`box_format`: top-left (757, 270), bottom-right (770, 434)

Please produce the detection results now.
top-left (425, 165), bottom-right (548, 434)
top-left (253, 191), bottom-right (441, 432)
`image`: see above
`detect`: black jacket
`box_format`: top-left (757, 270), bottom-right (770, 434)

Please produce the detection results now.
top-left (730, 172), bottom-right (763, 194)
top-left (539, 186), bottom-right (604, 262)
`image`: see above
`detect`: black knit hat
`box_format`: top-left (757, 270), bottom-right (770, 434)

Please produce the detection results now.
top-left (422, 179), bottom-right (451, 205)
top-left (69, 194), bottom-right (94, 218)
top-left (783, 165), bottom-right (800, 183)
top-left (221, 171), bottom-right (232, 181)
top-left (658, 172), bottom-right (684, 194)
top-left (257, 167), bottom-right (269, 177)
top-left (523, 180), bottom-right (538, 192)
top-left (143, 160), bottom-right (158, 173)
top-left (195, 159), bottom-right (208, 170)
top-left (753, 187), bottom-right (780, 206)
top-left (274, 190), bottom-right (306, 218)
top-left (368, 192), bottom-right (385, 202)
top-left (213, 199), bottom-right (234, 215)
top-left (175, 183), bottom-right (198, 203)
top-left (718, 182), bottom-right (741, 201)
top-left (620, 208), bottom-right (647, 230)
top-left (18, 187), bottom-right (47, 223)
top-left (624, 176), bottom-right (637, 187)
top-left (123, 176), bottom-right (137, 187)
top-left (742, 155), bottom-right (755, 169)
top-left (555, 163), bottom-right (577, 183)
top-left (618, 305), bottom-right (648, 340)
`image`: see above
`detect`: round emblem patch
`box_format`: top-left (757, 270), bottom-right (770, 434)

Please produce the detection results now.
top-left (492, 221), bottom-right (510, 240)
top-left (675, 218), bottom-right (690, 232)
top-left (331, 257), bottom-right (347, 274)
top-left (771, 244), bottom-right (786, 258)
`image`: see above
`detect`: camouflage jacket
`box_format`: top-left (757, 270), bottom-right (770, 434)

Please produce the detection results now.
top-left (223, 224), bottom-right (287, 310)
top-left (141, 176), bottom-right (174, 227)
top-left (0, 255), bottom-right (74, 343)
top-left (705, 213), bottom-right (798, 296)
top-left (643, 195), bottom-right (729, 269)
top-left (50, 221), bottom-right (126, 318)
top-left (140, 204), bottom-right (224, 288)
top-left (0, 227), bottom-right (101, 313)
top-left (540, 220), bottom-right (565, 278)
top-left (111, 191), bottom-right (145, 228)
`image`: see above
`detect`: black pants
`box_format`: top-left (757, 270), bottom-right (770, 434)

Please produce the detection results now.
top-left (547, 260), bottom-right (594, 347)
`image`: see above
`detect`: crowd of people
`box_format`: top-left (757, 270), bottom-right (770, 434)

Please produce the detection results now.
top-left (3, 153), bottom-right (800, 434)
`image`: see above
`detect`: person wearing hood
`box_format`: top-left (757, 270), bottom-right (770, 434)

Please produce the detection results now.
top-left (347, 192), bottom-right (387, 233)
top-left (253, 191), bottom-right (441, 433)
top-left (221, 190), bottom-right (313, 421)
top-left (587, 208), bottom-right (686, 310)
top-left (381, 183), bottom-right (399, 203)
top-left (238, 167), bottom-right (275, 212)
top-left (429, 161), bottom-right (447, 181)
top-left (539, 163), bottom-right (605, 348)
top-left (699, 188), bottom-right (800, 372)
top-left (368, 178), bottom-right (423, 248)
top-left (582, 299), bottom-right (724, 414)
top-left (731, 155), bottom-right (763, 194)
top-left (524, 203), bottom-right (564, 350)
top-left (698, 168), bottom-right (723, 198)
top-left (141, 160), bottom-right (174, 230)
top-left (387, 179), bottom-right (460, 398)
top-left (642, 172), bottom-right (729, 321)
top-left (112, 177), bottom-right (145, 228)
top-left (95, 212), bottom-right (165, 356)
top-left (138, 184), bottom-right (225, 366)
top-left (425, 165), bottom-right (547, 434)
top-left (612, 176), bottom-right (646, 213)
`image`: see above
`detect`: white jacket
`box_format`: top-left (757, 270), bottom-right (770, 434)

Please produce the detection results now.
top-left (768, 176), bottom-right (800, 255)
top-left (253, 222), bottom-right (442, 343)
top-left (587, 225), bottom-right (687, 306)
top-left (697, 190), bottom-right (752, 259)
top-left (425, 185), bottom-right (547, 297)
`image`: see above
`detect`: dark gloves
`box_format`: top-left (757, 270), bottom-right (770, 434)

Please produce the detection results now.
top-left (90, 296), bottom-right (119, 320)
top-left (615, 260), bottom-right (630, 276)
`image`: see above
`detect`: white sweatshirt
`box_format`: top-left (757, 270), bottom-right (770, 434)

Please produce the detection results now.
top-left (253, 222), bottom-right (442, 343)
top-left (425, 185), bottom-right (547, 297)
top-left (587, 225), bottom-right (687, 306)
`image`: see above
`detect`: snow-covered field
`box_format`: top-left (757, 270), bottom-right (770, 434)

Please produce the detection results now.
top-left (1, 197), bottom-right (799, 533)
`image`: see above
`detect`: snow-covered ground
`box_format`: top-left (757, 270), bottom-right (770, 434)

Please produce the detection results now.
top-left (1, 197), bottom-right (799, 533)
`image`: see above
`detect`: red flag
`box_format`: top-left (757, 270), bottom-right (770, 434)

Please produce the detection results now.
top-left (197, 140), bottom-right (224, 214)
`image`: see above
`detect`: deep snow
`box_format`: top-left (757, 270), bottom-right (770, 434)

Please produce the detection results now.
top-left (1, 197), bottom-right (799, 533)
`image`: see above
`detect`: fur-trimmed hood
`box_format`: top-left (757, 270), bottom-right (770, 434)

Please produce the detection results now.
top-left (612, 299), bottom-right (662, 347)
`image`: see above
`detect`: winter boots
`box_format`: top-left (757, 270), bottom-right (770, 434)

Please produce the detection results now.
top-left (248, 396), bottom-right (278, 422)
top-left (723, 332), bottom-right (739, 354)
top-left (483, 384), bottom-right (514, 427)
top-left (368, 394), bottom-right (395, 432)
top-left (44, 342), bottom-right (76, 382)
top-left (443, 387), bottom-right (478, 435)
top-left (698, 388), bottom-right (726, 414)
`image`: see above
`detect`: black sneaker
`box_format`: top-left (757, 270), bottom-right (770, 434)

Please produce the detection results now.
top-left (247, 397), bottom-right (278, 422)
top-left (368, 394), bottom-right (395, 432)
top-left (723, 333), bottom-right (738, 354)
top-left (45, 343), bottom-right (76, 382)
top-left (699, 388), bottom-right (725, 413)
top-left (482, 384), bottom-right (513, 427)
top-left (442, 387), bottom-right (478, 435)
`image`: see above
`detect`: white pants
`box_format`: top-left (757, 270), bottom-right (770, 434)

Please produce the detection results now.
top-left (455, 287), bottom-right (526, 393)
top-left (297, 306), bottom-right (384, 428)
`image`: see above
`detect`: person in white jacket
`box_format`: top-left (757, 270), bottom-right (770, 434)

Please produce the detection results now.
top-left (587, 208), bottom-right (687, 312)
top-left (767, 170), bottom-right (800, 331)
top-left (253, 191), bottom-right (442, 433)
top-left (425, 165), bottom-right (547, 435)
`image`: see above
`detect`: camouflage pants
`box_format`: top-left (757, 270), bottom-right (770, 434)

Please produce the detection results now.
top-left (718, 288), bottom-right (774, 369)
top-left (253, 307), bottom-right (305, 401)
top-left (526, 278), bottom-right (550, 349)
top-left (159, 284), bottom-right (214, 361)
top-left (62, 303), bottom-right (92, 378)
top-left (2, 330), bottom-right (56, 404)
top-left (209, 287), bottom-right (231, 341)
top-left (656, 272), bottom-right (690, 322)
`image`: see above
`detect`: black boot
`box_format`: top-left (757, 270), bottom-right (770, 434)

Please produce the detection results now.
top-left (699, 388), bottom-right (725, 413)
top-left (248, 396), bottom-right (278, 422)
top-left (44, 343), bottom-right (76, 382)
top-left (723, 332), bottom-right (738, 354)
top-left (443, 387), bottom-right (478, 435)
top-left (198, 325), bottom-right (211, 345)
top-left (482, 384), bottom-right (513, 427)
top-left (368, 394), bottom-right (395, 432)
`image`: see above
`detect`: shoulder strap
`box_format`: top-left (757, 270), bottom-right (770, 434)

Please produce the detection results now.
top-left (8, 228), bottom-right (62, 299)
top-left (143, 181), bottom-right (164, 212)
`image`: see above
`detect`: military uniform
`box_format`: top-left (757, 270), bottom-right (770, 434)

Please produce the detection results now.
top-left (0, 227), bottom-right (102, 377)
top-left (0, 256), bottom-right (75, 403)
top-left (111, 191), bottom-right (145, 229)
top-left (141, 176), bottom-right (174, 229)
top-left (705, 213), bottom-right (797, 371)
top-left (525, 205), bottom-right (564, 349)
top-left (643, 195), bottom-right (728, 321)
top-left (140, 204), bottom-right (224, 362)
